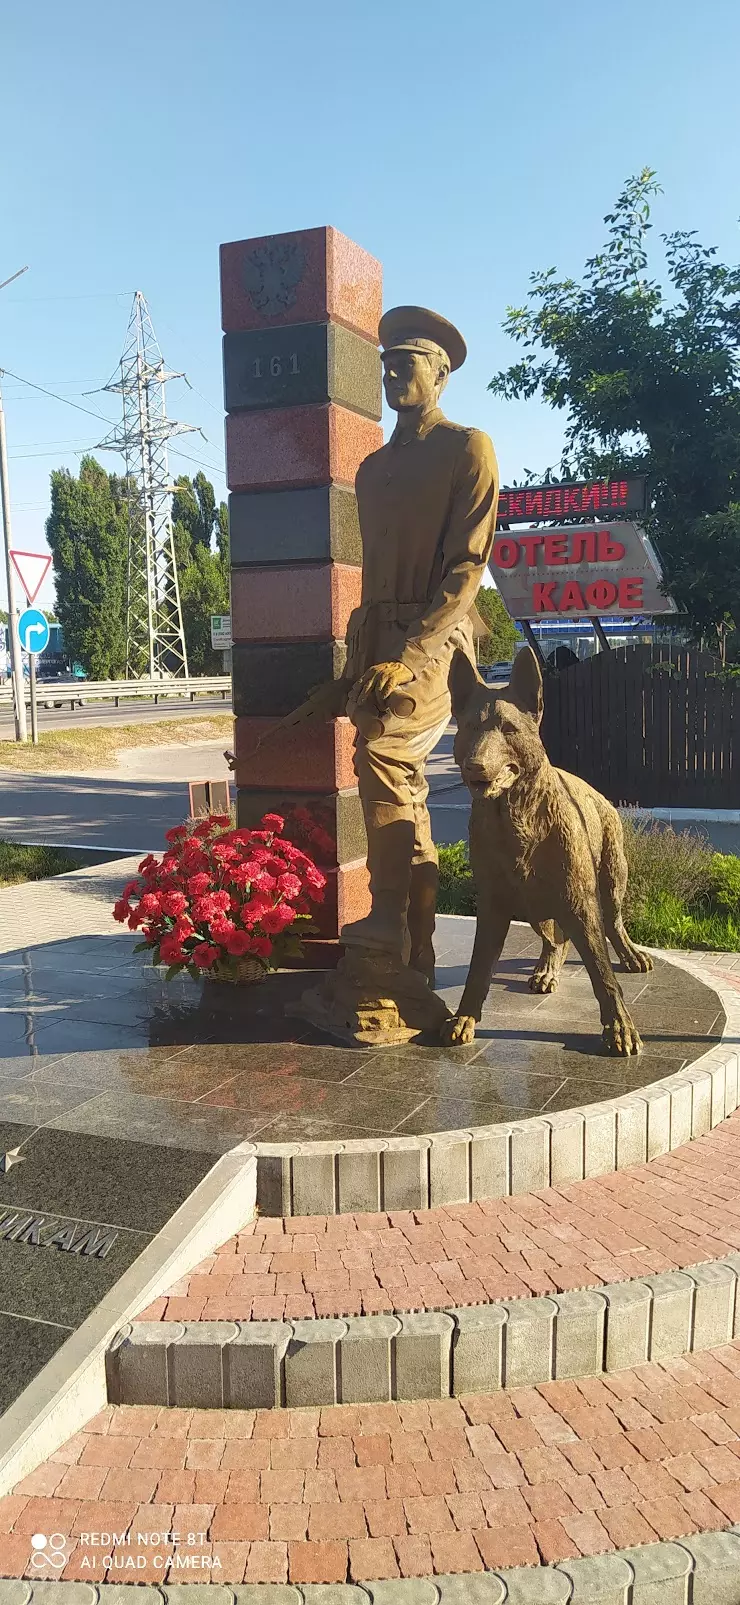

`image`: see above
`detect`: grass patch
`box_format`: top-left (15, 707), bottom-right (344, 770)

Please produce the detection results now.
top-left (438, 818), bottom-right (740, 951)
top-left (0, 715), bottom-right (233, 773)
top-left (0, 840), bottom-right (84, 886)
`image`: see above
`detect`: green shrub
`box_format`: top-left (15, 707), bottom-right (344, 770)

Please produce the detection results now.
top-left (620, 816), bottom-right (715, 918)
top-left (437, 829), bottom-right (740, 951)
top-left (708, 851), bottom-right (740, 912)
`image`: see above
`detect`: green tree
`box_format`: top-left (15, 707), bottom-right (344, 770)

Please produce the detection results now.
top-left (475, 585), bottom-right (518, 665)
top-left (180, 544), bottom-right (230, 674)
top-left (46, 456), bottom-right (128, 677)
top-left (489, 170), bottom-right (740, 648)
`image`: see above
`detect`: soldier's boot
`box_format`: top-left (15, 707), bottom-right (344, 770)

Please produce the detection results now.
top-left (407, 860), bottom-right (438, 988)
top-left (341, 805), bottom-right (414, 959)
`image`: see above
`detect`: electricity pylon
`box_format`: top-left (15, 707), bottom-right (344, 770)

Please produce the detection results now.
top-left (98, 292), bottom-right (194, 678)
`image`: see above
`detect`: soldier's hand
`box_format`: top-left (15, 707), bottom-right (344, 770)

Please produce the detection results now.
top-left (351, 661), bottom-right (414, 714)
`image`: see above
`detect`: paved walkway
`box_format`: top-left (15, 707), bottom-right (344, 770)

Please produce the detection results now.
top-left (139, 1112), bottom-right (740, 1323)
top-left (6, 1345), bottom-right (740, 1583)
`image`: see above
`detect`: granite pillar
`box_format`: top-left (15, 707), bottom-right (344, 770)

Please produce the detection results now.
top-left (220, 226), bottom-right (383, 948)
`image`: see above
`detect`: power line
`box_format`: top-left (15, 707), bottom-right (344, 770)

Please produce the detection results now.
top-left (0, 367), bottom-right (112, 425)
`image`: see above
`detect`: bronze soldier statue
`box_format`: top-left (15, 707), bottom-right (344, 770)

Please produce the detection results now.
top-left (294, 305), bottom-right (499, 1043)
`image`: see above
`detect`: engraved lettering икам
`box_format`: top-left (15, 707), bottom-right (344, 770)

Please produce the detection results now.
top-left (243, 242), bottom-right (306, 318)
top-left (0, 1209), bottom-right (118, 1258)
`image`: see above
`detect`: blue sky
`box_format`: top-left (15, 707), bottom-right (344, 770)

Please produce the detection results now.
top-left (3, 0), bottom-right (739, 610)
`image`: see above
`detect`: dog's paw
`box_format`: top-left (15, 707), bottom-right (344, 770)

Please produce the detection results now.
top-left (622, 945), bottom-right (654, 973)
top-left (602, 1010), bottom-right (642, 1056)
top-left (529, 968), bottom-right (559, 994)
top-left (440, 1013), bottom-right (477, 1046)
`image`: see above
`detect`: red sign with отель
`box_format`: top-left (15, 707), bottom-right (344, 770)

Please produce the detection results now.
top-left (497, 476), bottom-right (647, 525)
top-left (491, 521), bottom-right (676, 620)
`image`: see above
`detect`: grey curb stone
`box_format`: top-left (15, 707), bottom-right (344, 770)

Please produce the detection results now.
top-left (340, 1315), bottom-right (401, 1403)
top-left (381, 1139), bottom-right (430, 1211)
top-left (108, 1244), bottom-right (740, 1408)
top-left (234, 1591), bottom-right (301, 1605)
top-left (247, 954), bottom-right (737, 1215)
top-left (96, 1592), bottom-right (164, 1605)
top-left (619, 1541), bottom-right (691, 1604)
top-left (285, 1318), bottom-right (346, 1407)
top-left (27, 1592), bottom-right (96, 1605)
top-left (337, 1143), bottom-right (385, 1213)
top-left (689, 1261), bottom-right (736, 1349)
top-left (553, 1290), bottom-right (606, 1379)
top-left (429, 1132), bottom-right (472, 1207)
top-left (558, 1552), bottom-right (633, 1602)
top-left (364, 1587), bottom-right (435, 1605)
top-left (394, 1311), bottom-right (453, 1399)
top-left (0, 1589), bottom-right (32, 1605)
top-left (452, 1303), bottom-right (506, 1394)
top-left (167, 1321), bottom-right (237, 1409)
top-left (679, 1527), bottom-right (740, 1603)
top-left (546, 1111), bottom-right (585, 1185)
top-left (646, 1271), bottom-right (694, 1360)
top-left (603, 1281), bottom-right (651, 1372)
top-left (509, 1120), bottom-right (550, 1193)
top-left (164, 1591), bottom-right (233, 1605)
top-left (436, 1577), bottom-right (506, 1604)
top-left (497, 1568), bottom-right (572, 1602)
top-left (504, 1296), bottom-right (557, 1387)
top-left (301, 1591), bottom-right (369, 1605)
top-left (224, 1321), bottom-right (290, 1409)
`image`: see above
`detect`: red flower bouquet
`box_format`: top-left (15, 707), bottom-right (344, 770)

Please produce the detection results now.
top-left (113, 811), bottom-right (326, 982)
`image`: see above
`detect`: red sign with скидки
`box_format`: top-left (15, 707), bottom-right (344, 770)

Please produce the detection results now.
top-left (490, 521), bottom-right (676, 620)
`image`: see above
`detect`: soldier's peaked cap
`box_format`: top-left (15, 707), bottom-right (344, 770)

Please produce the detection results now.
top-left (378, 305), bottom-right (467, 372)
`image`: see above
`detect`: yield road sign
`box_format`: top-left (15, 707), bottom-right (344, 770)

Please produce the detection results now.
top-left (18, 608), bottom-right (50, 655)
top-left (10, 550), bottom-right (52, 605)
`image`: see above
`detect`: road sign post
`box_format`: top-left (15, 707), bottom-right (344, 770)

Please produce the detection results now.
top-left (18, 608), bottom-right (50, 748)
top-left (0, 389), bottom-right (27, 742)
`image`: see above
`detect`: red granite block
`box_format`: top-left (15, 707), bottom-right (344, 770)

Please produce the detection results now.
top-left (220, 226), bottom-right (381, 342)
top-left (313, 860), bottom-right (371, 938)
top-left (231, 565), bottom-right (361, 645)
top-left (226, 405), bottom-right (381, 493)
top-left (234, 717), bottom-right (356, 792)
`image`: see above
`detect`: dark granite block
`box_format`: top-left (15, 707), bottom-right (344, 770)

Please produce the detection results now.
top-left (0, 1217), bottom-right (150, 1327)
top-left (0, 1314), bottom-right (69, 1414)
top-left (230, 485), bottom-right (361, 569)
top-left (236, 787), bottom-right (365, 867)
top-left (232, 640), bottom-right (347, 717)
top-left (0, 1125), bottom-right (213, 1232)
top-left (223, 323), bottom-right (381, 421)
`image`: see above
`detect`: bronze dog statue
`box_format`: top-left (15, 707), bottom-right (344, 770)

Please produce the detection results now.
top-left (444, 646), bottom-right (652, 1055)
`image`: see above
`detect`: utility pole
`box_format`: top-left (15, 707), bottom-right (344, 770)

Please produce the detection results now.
top-left (0, 267), bottom-right (30, 741)
top-left (97, 292), bottom-right (195, 679)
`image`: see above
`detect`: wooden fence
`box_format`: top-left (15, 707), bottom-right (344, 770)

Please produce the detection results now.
top-left (540, 645), bottom-right (740, 808)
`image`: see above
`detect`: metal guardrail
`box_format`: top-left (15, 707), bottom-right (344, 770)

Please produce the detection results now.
top-left (0, 675), bottom-right (232, 711)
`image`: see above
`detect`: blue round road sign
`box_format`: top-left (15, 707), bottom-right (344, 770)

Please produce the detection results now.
top-left (18, 608), bottom-right (50, 655)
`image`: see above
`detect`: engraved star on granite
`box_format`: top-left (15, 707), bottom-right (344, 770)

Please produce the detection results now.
top-left (0, 1148), bottom-right (25, 1173)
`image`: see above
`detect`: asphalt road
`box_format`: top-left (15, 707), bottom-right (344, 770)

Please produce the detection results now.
top-left (0, 695), bottom-right (232, 738)
top-left (0, 727), bottom-right (472, 854)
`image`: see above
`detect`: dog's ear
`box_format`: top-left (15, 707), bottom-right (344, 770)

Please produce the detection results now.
top-left (508, 647), bottom-right (543, 723)
top-left (449, 651), bottom-right (481, 719)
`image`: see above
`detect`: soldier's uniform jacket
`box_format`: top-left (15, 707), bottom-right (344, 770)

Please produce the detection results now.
top-left (346, 407), bottom-right (499, 684)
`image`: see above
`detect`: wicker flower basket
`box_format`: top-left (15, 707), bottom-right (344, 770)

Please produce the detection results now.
top-left (208, 956), bottom-right (266, 985)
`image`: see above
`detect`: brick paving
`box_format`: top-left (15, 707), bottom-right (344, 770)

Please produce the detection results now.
top-left (6, 1344), bottom-right (740, 1582)
top-left (138, 1110), bottom-right (740, 1321)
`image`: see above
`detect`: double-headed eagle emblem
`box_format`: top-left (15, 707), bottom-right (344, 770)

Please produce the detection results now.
top-left (243, 241), bottom-right (306, 318)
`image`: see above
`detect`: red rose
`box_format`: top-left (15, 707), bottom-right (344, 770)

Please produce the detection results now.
top-left (250, 936), bottom-right (272, 958)
top-left (225, 929), bottom-right (253, 957)
top-left (209, 918), bottom-right (236, 942)
top-left (187, 872), bottom-right (211, 896)
top-left (210, 889), bottom-right (232, 911)
top-left (113, 899), bottom-right (129, 923)
top-left (165, 825), bottom-right (188, 843)
top-left (261, 813), bottom-right (284, 834)
top-left (192, 943), bottom-right (220, 969)
top-left (139, 891), bottom-right (162, 916)
top-left (160, 891), bottom-right (188, 916)
top-left (261, 904), bottom-right (296, 933)
top-left (277, 872), bottom-right (302, 900)
top-left (159, 935), bottom-right (187, 964)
